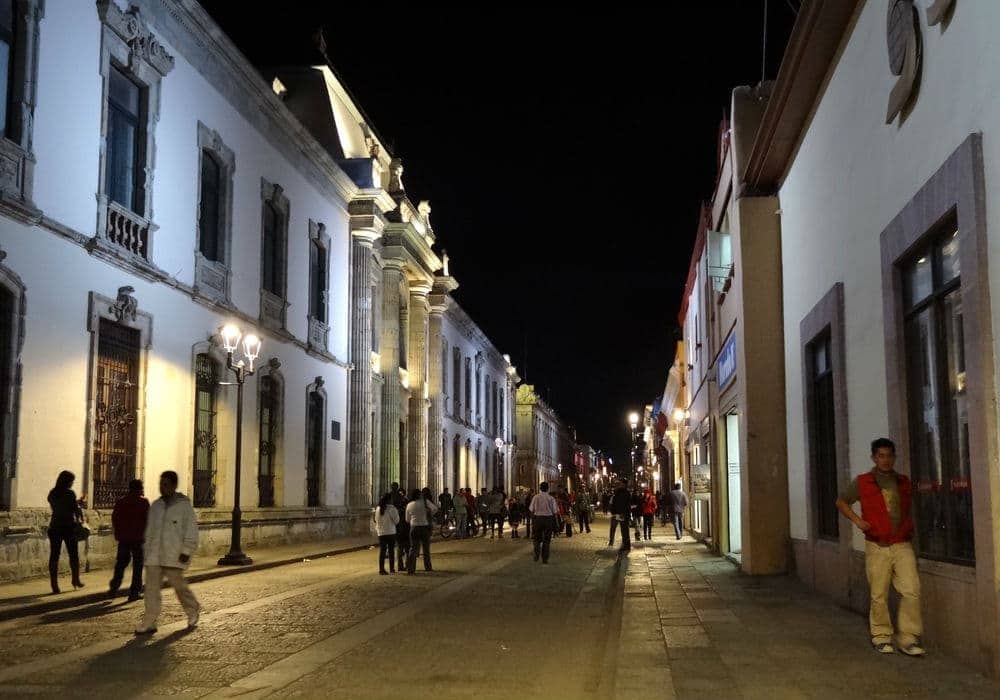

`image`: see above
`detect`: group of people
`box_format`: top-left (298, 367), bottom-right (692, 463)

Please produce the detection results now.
top-left (46, 469), bottom-right (201, 636)
top-left (606, 480), bottom-right (689, 551)
top-left (372, 483), bottom-right (439, 575)
top-left (371, 482), bottom-right (601, 570)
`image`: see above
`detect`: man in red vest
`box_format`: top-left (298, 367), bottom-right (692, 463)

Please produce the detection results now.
top-left (836, 438), bottom-right (923, 656)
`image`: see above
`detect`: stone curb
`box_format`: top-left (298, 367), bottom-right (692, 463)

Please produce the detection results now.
top-left (0, 540), bottom-right (377, 622)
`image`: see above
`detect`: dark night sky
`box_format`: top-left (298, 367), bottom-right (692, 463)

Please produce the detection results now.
top-left (199, 1), bottom-right (796, 464)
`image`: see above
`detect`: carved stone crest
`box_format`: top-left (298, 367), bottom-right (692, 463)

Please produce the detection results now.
top-left (926, 0), bottom-right (955, 27)
top-left (96, 2), bottom-right (175, 77)
top-left (886, 0), bottom-right (921, 125)
top-left (388, 158), bottom-right (404, 194)
top-left (110, 286), bottom-right (138, 323)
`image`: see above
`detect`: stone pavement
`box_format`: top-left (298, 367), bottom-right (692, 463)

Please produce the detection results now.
top-left (0, 535), bottom-right (377, 621)
top-left (0, 516), bottom-right (997, 699)
top-left (613, 527), bottom-right (1000, 699)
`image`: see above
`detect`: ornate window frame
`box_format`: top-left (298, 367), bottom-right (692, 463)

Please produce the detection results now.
top-left (259, 178), bottom-right (289, 331)
top-left (0, 248), bottom-right (25, 510)
top-left (305, 376), bottom-right (327, 507)
top-left (307, 219), bottom-right (331, 352)
top-left (256, 358), bottom-right (284, 508)
top-left (189, 337), bottom-right (232, 509)
top-left (194, 122), bottom-right (235, 305)
top-left (0, 0), bottom-right (44, 223)
top-left (84, 287), bottom-right (152, 508)
top-left (94, 1), bottom-right (174, 263)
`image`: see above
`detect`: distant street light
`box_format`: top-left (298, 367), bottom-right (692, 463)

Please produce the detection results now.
top-left (218, 324), bottom-right (262, 567)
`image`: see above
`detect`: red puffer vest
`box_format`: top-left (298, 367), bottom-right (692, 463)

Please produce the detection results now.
top-left (858, 471), bottom-right (914, 545)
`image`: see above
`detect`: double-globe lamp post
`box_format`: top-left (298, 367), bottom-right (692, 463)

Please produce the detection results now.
top-left (217, 324), bottom-right (262, 566)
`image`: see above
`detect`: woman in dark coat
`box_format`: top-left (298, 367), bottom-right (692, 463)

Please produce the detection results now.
top-left (47, 470), bottom-right (84, 593)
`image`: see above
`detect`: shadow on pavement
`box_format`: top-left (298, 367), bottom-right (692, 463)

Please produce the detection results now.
top-left (38, 599), bottom-right (134, 625)
top-left (59, 627), bottom-right (195, 697)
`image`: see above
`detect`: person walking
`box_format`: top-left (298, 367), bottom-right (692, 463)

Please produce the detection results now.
top-left (488, 487), bottom-right (506, 538)
top-left (391, 483), bottom-right (410, 571)
top-left (522, 489), bottom-right (534, 539)
top-left (135, 471), bottom-right (200, 635)
top-left (405, 488), bottom-right (438, 574)
top-left (574, 489), bottom-right (593, 533)
top-left (642, 490), bottom-right (657, 540)
top-left (476, 488), bottom-right (490, 537)
top-left (609, 481), bottom-right (632, 552)
top-left (47, 470), bottom-right (85, 594)
top-left (631, 489), bottom-right (643, 542)
top-left (438, 487), bottom-right (454, 517)
top-left (836, 438), bottom-right (924, 656)
top-left (508, 497), bottom-right (523, 538)
top-left (669, 482), bottom-right (689, 540)
top-left (373, 493), bottom-right (400, 575)
top-left (529, 482), bottom-right (559, 563)
top-left (452, 487), bottom-right (468, 539)
top-left (109, 479), bottom-right (150, 601)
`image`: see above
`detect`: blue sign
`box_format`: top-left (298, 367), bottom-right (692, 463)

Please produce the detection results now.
top-left (718, 333), bottom-right (737, 390)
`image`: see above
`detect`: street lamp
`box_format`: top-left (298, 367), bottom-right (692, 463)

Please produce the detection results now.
top-left (627, 412), bottom-right (640, 489)
top-left (218, 324), bottom-right (262, 566)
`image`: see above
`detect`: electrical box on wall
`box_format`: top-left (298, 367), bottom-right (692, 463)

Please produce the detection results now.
top-left (331, 420), bottom-right (341, 441)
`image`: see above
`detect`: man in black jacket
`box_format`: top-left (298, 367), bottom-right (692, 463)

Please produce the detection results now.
top-left (608, 481), bottom-right (632, 552)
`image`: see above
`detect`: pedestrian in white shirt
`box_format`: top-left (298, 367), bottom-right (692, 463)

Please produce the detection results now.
top-left (135, 471), bottom-right (200, 634)
top-left (373, 493), bottom-right (400, 575)
top-left (529, 482), bottom-right (559, 564)
top-left (405, 488), bottom-right (438, 574)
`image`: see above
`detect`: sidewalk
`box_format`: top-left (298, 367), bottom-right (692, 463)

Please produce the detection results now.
top-left (613, 526), bottom-right (1000, 699)
top-left (0, 534), bottom-right (378, 622)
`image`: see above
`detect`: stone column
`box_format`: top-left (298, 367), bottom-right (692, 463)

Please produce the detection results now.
top-left (406, 283), bottom-right (431, 489)
top-left (347, 230), bottom-right (377, 508)
top-left (379, 261), bottom-right (404, 492)
top-left (427, 299), bottom-right (446, 495)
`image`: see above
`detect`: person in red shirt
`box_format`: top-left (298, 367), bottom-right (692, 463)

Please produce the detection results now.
top-left (641, 490), bottom-right (657, 540)
top-left (110, 479), bottom-right (150, 601)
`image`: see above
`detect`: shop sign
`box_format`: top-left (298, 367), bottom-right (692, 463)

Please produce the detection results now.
top-left (718, 333), bottom-right (737, 390)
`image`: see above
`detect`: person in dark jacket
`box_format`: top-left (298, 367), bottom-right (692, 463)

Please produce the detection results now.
top-left (608, 482), bottom-right (632, 552)
top-left (47, 470), bottom-right (84, 594)
top-left (390, 483), bottom-right (410, 572)
top-left (109, 479), bottom-right (150, 600)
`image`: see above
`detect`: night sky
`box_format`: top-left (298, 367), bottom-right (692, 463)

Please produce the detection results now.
top-left (199, 1), bottom-right (796, 464)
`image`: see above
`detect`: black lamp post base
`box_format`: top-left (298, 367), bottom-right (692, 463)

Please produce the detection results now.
top-left (217, 551), bottom-right (253, 566)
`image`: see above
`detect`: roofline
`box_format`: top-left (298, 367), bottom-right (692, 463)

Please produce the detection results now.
top-left (742, 0), bottom-right (862, 192)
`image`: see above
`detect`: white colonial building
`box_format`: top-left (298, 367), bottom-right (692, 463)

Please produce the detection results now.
top-left (0, 0), bottom-right (378, 581)
top-left (439, 300), bottom-right (518, 496)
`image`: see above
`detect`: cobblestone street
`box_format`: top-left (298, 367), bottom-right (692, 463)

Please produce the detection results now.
top-left (1, 517), bottom-right (997, 699)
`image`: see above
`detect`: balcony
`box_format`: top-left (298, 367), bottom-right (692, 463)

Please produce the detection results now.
top-left (105, 200), bottom-right (150, 260)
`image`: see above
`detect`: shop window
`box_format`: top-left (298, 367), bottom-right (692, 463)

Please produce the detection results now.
top-left (902, 223), bottom-right (973, 565)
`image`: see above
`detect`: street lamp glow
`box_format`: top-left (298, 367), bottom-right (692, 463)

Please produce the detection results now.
top-left (673, 408), bottom-right (684, 422)
top-left (221, 324), bottom-right (242, 353)
top-left (242, 333), bottom-right (262, 370)
top-left (628, 412), bottom-right (640, 430)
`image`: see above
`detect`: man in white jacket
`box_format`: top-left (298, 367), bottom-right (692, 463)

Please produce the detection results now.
top-left (135, 470), bottom-right (200, 634)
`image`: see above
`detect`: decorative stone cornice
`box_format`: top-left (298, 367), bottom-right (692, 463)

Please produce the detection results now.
top-left (141, 0), bottom-right (360, 205)
top-left (98, 1), bottom-right (175, 76)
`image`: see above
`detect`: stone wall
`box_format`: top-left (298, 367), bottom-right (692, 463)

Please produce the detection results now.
top-left (0, 507), bottom-right (373, 583)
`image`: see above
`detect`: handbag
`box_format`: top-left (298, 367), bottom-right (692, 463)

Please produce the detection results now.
top-left (72, 521), bottom-right (91, 541)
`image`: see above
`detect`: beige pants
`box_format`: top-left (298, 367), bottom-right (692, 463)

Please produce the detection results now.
top-left (141, 565), bottom-right (200, 629)
top-left (865, 541), bottom-right (922, 646)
